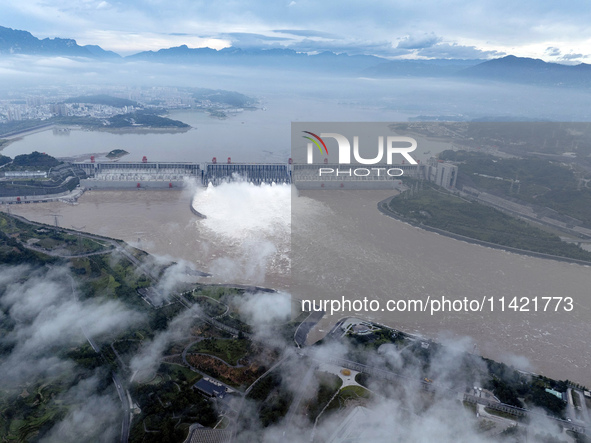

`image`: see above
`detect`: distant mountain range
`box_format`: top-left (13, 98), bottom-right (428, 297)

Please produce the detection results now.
top-left (1, 25), bottom-right (590, 86)
top-left (458, 55), bottom-right (591, 86)
top-left (361, 58), bottom-right (482, 78)
top-left (0, 26), bottom-right (120, 58)
top-left (126, 44), bottom-right (387, 72)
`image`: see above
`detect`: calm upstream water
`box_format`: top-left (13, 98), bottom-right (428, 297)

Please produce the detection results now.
top-left (3, 103), bottom-right (591, 387)
top-left (1, 96), bottom-right (411, 162)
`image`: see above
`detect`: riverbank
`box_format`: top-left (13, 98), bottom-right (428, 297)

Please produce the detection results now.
top-left (377, 195), bottom-right (591, 267)
top-left (0, 121), bottom-right (192, 154)
top-left (94, 125), bottom-right (192, 135)
top-left (0, 122), bottom-right (55, 147)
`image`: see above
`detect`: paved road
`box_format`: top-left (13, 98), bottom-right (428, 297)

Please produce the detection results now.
top-left (63, 270), bottom-right (132, 442)
top-left (188, 352), bottom-right (244, 368)
top-left (301, 348), bottom-right (589, 435)
top-left (81, 329), bottom-right (100, 353)
top-left (8, 212), bottom-right (254, 442)
top-left (81, 320), bottom-right (131, 443)
top-left (576, 390), bottom-right (591, 423)
top-left (8, 213), bottom-right (164, 275)
top-left (569, 388), bottom-right (591, 426)
top-left (180, 340), bottom-right (237, 394)
top-left (477, 403), bottom-right (517, 426)
top-left (14, 214), bottom-right (144, 443)
top-left (9, 212), bottom-right (121, 253)
top-left (284, 362), bottom-right (318, 427)
top-left (193, 294), bottom-right (230, 319)
top-left (567, 388), bottom-right (577, 422)
top-left (21, 242), bottom-right (115, 258)
top-left (230, 355), bottom-right (289, 442)
top-left (81, 324), bottom-right (132, 443)
top-left (113, 373), bottom-right (132, 443)
top-left (294, 308), bottom-right (325, 347)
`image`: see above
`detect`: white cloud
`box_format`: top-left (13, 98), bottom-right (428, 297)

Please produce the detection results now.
top-left (416, 43), bottom-right (505, 59)
top-left (0, 265), bottom-right (144, 384)
top-left (1, 0), bottom-right (591, 59)
top-left (397, 34), bottom-right (441, 50)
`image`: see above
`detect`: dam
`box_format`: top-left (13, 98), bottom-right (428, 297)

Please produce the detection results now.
top-left (74, 157), bottom-right (292, 189)
top-left (202, 161), bottom-right (291, 186)
top-left (76, 159), bottom-right (200, 189)
top-left (73, 157), bottom-right (439, 190)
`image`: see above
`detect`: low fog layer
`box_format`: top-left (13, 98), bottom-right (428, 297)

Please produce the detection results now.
top-left (0, 264), bottom-right (144, 441)
top-left (1, 56), bottom-right (591, 121)
top-left (0, 256), bottom-right (572, 442)
top-left (0, 265), bottom-right (143, 384)
top-left (229, 298), bottom-right (568, 443)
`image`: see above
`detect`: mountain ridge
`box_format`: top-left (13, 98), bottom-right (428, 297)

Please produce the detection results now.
top-left (0, 25), bottom-right (120, 58)
top-left (457, 55), bottom-right (591, 86)
top-left (1, 25), bottom-right (590, 86)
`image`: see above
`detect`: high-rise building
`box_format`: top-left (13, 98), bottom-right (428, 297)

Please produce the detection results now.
top-left (435, 162), bottom-right (458, 189)
top-left (427, 160), bottom-right (458, 189)
top-left (7, 107), bottom-right (22, 121)
top-left (50, 103), bottom-right (68, 116)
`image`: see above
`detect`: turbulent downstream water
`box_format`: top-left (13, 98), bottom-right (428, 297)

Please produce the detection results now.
top-left (8, 186), bottom-right (591, 387)
top-left (293, 190), bottom-right (591, 387)
top-left (6, 186), bottom-right (291, 288)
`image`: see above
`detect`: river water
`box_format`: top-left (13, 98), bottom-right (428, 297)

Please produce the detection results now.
top-left (8, 186), bottom-right (591, 386)
top-left (293, 190), bottom-right (591, 387)
top-left (6, 186), bottom-right (291, 288)
top-left (0, 96), bottom-right (409, 162)
top-left (3, 104), bottom-right (591, 387)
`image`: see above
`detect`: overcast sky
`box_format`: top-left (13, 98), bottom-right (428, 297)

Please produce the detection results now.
top-left (1, 0), bottom-right (590, 61)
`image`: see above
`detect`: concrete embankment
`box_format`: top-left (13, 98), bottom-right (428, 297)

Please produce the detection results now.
top-left (190, 202), bottom-right (207, 219)
top-left (0, 123), bottom-right (54, 140)
top-left (80, 179), bottom-right (187, 190)
top-left (377, 196), bottom-right (591, 267)
top-left (0, 188), bottom-right (84, 204)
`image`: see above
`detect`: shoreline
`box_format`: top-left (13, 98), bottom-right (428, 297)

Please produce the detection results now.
top-left (377, 195), bottom-right (591, 267)
top-left (94, 125), bottom-right (192, 135)
top-left (0, 123), bottom-right (55, 148)
top-left (0, 123), bottom-right (192, 153)
top-left (189, 201), bottom-right (207, 219)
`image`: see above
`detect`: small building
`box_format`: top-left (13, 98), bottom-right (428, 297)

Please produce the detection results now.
top-left (584, 391), bottom-right (590, 398)
top-left (352, 324), bottom-right (370, 334)
top-left (194, 378), bottom-right (227, 398)
top-left (545, 388), bottom-right (565, 400)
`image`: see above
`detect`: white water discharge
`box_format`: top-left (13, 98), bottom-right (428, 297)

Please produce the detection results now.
top-left (193, 180), bottom-right (291, 241)
top-left (191, 180), bottom-right (291, 285)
